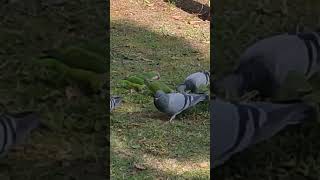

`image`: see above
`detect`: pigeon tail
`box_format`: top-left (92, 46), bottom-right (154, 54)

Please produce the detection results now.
top-left (188, 93), bottom-right (208, 106)
top-left (112, 96), bottom-right (122, 107)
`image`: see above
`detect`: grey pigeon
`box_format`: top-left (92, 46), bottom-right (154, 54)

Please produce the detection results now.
top-left (154, 90), bottom-right (208, 122)
top-left (177, 71), bottom-right (210, 93)
top-left (110, 96), bottom-right (122, 112)
top-left (214, 31), bottom-right (320, 99)
top-left (0, 111), bottom-right (41, 157)
top-left (211, 99), bottom-right (316, 168)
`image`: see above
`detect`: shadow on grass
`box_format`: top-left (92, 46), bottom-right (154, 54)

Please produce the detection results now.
top-left (164, 0), bottom-right (210, 21)
top-left (0, 158), bottom-right (106, 180)
top-left (214, 123), bottom-right (320, 179)
top-left (111, 20), bottom-right (209, 178)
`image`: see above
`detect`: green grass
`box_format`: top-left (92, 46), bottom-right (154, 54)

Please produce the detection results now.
top-left (110, 20), bottom-right (209, 179)
top-left (213, 0), bottom-right (320, 179)
top-left (0, 1), bottom-right (107, 179)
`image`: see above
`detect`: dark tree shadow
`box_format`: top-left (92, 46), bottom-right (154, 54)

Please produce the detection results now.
top-left (164, 0), bottom-right (210, 21)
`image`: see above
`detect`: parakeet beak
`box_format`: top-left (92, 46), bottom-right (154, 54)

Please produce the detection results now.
top-left (152, 75), bottom-right (160, 80)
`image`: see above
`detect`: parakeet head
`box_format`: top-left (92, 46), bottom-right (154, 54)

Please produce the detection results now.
top-left (152, 72), bottom-right (161, 80)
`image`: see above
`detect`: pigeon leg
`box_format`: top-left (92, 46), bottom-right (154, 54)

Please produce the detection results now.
top-left (169, 114), bottom-right (176, 123)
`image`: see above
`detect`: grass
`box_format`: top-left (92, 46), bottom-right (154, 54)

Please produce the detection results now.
top-left (213, 0), bottom-right (320, 179)
top-left (0, 1), bottom-right (107, 179)
top-left (110, 2), bottom-right (210, 178)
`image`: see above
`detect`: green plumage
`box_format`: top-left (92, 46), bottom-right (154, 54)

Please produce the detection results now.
top-left (65, 67), bottom-right (104, 92)
top-left (126, 76), bottom-right (145, 85)
top-left (146, 81), bottom-right (174, 94)
top-left (123, 71), bottom-right (160, 90)
top-left (76, 40), bottom-right (107, 57)
top-left (33, 58), bottom-right (68, 73)
top-left (136, 71), bottom-right (160, 80)
top-left (120, 80), bottom-right (145, 91)
top-left (33, 58), bottom-right (104, 92)
top-left (46, 46), bottom-right (106, 74)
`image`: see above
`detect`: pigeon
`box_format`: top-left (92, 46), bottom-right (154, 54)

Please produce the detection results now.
top-left (211, 99), bottom-right (316, 168)
top-left (0, 111), bottom-right (41, 157)
top-left (177, 71), bottom-right (210, 93)
top-left (154, 90), bottom-right (208, 122)
top-left (110, 96), bottom-right (122, 112)
top-left (214, 31), bottom-right (320, 100)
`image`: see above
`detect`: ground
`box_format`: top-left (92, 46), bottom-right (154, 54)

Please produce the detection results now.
top-left (214, 0), bottom-right (320, 179)
top-left (110, 0), bottom-right (210, 179)
top-left (0, 1), bottom-right (107, 179)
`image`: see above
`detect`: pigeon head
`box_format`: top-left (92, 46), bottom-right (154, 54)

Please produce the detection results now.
top-left (154, 90), bottom-right (166, 99)
top-left (213, 74), bottom-right (244, 100)
top-left (154, 90), bottom-right (169, 113)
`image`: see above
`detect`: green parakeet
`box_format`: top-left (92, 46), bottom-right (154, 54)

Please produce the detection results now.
top-left (120, 80), bottom-right (145, 92)
top-left (44, 46), bottom-right (106, 74)
top-left (33, 58), bottom-right (104, 93)
top-left (126, 76), bottom-right (145, 85)
top-left (145, 80), bottom-right (174, 94)
top-left (136, 71), bottom-right (160, 81)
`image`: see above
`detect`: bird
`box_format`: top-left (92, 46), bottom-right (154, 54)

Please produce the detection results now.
top-left (0, 111), bottom-right (41, 157)
top-left (213, 31), bottom-right (320, 100)
top-left (136, 71), bottom-right (160, 81)
top-left (177, 71), bottom-right (210, 93)
top-left (110, 96), bottom-right (122, 112)
top-left (146, 80), bottom-right (174, 95)
top-left (42, 46), bottom-right (106, 74)
top-left (154, 90), bottom-right (208, 122)
top-left (120, 80), bottom-right (145, 92)
top-left (211, 98), bottom-right (316, 168)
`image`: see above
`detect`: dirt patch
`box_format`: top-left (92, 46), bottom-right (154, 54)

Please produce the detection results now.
top-left (111, 0), bottom-right (209, 53)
